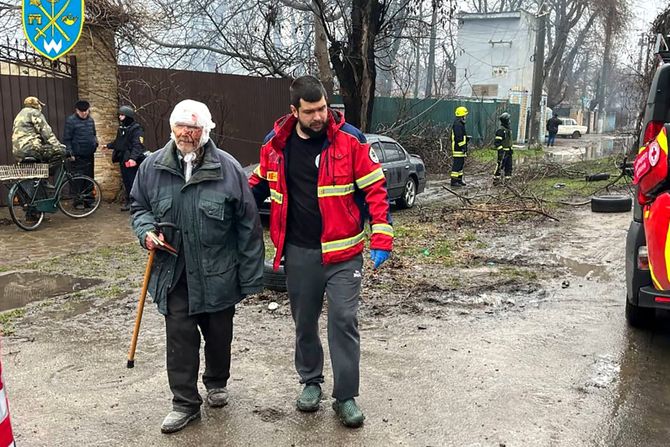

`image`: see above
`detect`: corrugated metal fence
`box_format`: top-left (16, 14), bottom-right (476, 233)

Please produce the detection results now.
top-left (119, 66), bottom-right (292, 167)
top-left (351, 96), bottom-right (520, 146)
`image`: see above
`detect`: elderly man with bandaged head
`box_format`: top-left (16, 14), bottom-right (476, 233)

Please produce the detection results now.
top-left (130, 99), bottom-right (265, 434)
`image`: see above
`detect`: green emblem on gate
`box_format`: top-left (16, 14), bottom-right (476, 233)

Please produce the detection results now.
top-left (22, 0), bottom-right (84, 61)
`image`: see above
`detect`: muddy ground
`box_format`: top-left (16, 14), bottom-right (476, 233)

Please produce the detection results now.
top-left (0, 158), bottom-right (666, 446)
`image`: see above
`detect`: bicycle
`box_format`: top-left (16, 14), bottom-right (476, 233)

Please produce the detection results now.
top-left (0, 157), bottom-right (102, 231)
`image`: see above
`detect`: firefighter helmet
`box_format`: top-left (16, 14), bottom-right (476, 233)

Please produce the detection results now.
top-left (500, 112), bottom-right (511, 123)
top-left (455, 106), bottom-right (469, 117)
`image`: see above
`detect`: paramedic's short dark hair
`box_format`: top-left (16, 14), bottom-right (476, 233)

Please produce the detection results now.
top-left (290, 76), bottom-right (327, 109)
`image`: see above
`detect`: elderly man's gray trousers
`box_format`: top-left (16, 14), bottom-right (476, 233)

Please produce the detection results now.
top-left (284, 243), bottom-right (363, 400)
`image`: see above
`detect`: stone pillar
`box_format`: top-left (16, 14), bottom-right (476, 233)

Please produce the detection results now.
top-left (70, 24), bottom-right (121, 201)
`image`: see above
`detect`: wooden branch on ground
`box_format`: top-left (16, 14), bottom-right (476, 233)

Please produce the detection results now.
top-left (458, 207), bottom-right (560, 221)
top-left (442, 185), bottom-right (473, 205)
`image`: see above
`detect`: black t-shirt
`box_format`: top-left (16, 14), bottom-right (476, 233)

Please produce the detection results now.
top-left (285, 130), bottom-right (325, 249)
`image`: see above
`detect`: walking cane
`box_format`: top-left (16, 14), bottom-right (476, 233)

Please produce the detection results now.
top-left (127, 223), bottom-right (179, 369)
top-left (127, 249), bottom-right (155, 368)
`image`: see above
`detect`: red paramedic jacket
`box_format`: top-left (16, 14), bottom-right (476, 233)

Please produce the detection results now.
top-left (249, 110), bottom-right (393, 270)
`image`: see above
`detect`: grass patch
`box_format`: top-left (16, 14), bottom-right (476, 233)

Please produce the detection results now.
top-left (0, 308), bottom-right (25, 335)
top-left (23, 243), bottom-right (147, 280)
top-left (460, 230), bottom-right (477, 242)
top-left (499, 266), bottom-right (538, 281)
top-left (528, 176), bottom-right (610, 202)
top-left (470, 146), bottom-right (545, 163)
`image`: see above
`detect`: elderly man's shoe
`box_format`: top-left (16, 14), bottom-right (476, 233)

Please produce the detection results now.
top-left (296, 384), bottom-right (322, 412)
top-left (160, 410), bottom-right (200, 434)
top-left (206, 388), bottom-right (229, 408)
top-left (332, 398), bottom-right (365, 428)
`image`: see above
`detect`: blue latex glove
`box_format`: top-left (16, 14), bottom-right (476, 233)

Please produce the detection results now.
top-left (370, 249), bottom-right (391, 269)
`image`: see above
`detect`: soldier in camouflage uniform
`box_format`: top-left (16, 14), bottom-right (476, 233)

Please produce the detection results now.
top-left (12, 96), bottom-right (66, 163)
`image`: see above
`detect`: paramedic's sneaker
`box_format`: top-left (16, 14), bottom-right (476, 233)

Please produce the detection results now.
top-left (160, 409), bottom-right (200, 434)
top-left (332, 398), bottom-right (365, 428)
top-left (296, 384), bottom-right (322, 412)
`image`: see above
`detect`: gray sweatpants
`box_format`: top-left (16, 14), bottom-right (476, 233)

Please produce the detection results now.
top-left (284, 243), bottom-right (363, 400)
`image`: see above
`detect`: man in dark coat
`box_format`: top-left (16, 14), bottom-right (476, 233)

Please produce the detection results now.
top-left (103, 105), bottom-right (145, 211)
top-left (546, 113), bottom-right (562, 146)
top-left (130, 99), bottom-right (264, 434)
top-left (63, 100), bottom-right (98, 208)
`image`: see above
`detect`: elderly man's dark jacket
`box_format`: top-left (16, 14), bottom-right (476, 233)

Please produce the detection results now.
top-left (130, 139), bottom-right (264, 315)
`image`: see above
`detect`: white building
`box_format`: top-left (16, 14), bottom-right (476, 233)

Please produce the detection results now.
top-left (454, 11), bottom-right (544, 142)
top-left (454, 11), bottom-right (536, 100)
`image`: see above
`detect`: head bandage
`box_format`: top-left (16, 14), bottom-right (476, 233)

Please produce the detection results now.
top-left (170, 99), bottom-right (216, 148)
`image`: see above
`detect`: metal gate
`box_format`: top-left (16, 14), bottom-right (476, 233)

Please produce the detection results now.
top-left (0, 39), bottom-right (78, 205)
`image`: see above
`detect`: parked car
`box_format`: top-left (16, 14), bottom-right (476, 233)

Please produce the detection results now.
top-left (366, 133), bottom-right (427, 208)
top-left (625, 44), bottom-right (670, 328)
top-left (246, 134), bottom-right (427, 216)
top-left (556, 117), bottom-right (587, 139)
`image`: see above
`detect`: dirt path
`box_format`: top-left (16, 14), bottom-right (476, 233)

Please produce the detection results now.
top-left (0, 193), bottom-right (653, 446)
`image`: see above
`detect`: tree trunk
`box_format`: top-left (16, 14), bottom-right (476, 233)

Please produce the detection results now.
top-left (329, 0), bottom-right (383, 131)
top-left (592, 13), bottom-right (613, 112)
top-left (313, 12), bottom-right (334, 98)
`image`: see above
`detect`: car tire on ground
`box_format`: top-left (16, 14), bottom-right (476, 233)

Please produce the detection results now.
top-left (396, 177), bottom-right (417, 209)
top-left (263, 259), bottom-right (287, 292)
top-left (625, 297), bottom-right (655, 329)
top-left (572, 131), bottom-right (581, 139)
top-left (591, 195), bottom-right (632, 213)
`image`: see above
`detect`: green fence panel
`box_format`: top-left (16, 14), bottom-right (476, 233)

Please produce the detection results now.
top-left (332, 96), bottom-right (520, 147)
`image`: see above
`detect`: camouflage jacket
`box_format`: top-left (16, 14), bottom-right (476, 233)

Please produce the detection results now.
top-left (12, 106), bottom-right (61, 153)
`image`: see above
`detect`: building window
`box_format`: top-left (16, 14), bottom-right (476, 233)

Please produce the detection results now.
top-left (472, 84), bottom-right (499, 97)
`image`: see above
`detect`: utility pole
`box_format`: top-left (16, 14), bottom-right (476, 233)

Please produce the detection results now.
top-left (414, 2), bottom-right (423, 98)
top-left (529, 6), bottom-right (547, 145)
top-left (425, 0), bottom-right (438, 97)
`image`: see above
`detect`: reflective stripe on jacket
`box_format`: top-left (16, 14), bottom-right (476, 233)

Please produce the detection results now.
top-left (451, 118), bottom-right (467, 157)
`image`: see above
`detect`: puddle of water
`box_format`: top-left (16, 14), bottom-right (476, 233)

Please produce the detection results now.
top-left (0, 271), bottom-right (102, 312)
top-left (551, 255), bottom-right (610, 281)
top-left (516, 135), bottom-right (633, 165)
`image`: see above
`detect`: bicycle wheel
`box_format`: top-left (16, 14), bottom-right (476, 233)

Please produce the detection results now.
top-left (8, 180), bottom-right (44, 231)
top-left (57, 175), bottom-right (102, 218)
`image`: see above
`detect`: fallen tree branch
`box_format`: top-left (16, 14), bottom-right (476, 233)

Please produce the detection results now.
top-left (442, 185), bottom-right (473, 205)
top-left (457, 207), bottom-right (560, 221)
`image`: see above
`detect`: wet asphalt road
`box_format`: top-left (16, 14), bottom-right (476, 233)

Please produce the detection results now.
top-left (1, 201), bottom-right (669, 446)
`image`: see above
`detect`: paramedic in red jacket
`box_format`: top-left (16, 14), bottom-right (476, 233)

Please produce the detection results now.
top-left (249, 75), bottom-right (393, 428)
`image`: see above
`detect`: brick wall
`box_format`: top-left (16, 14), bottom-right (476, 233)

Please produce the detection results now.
top-left (71, 25), bottom-right (121, 201)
